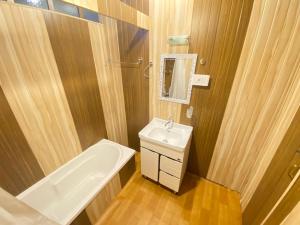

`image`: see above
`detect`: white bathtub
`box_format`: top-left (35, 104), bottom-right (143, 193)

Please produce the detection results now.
top-left (17, 139), bottom-right (135, 225)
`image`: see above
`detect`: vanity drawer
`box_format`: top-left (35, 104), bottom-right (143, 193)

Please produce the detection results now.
top-left (160, 155), bottom-right (182, 178)
top-left (159, 171), bottom-right (180, 192)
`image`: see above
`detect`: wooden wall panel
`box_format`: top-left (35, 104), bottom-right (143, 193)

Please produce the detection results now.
top-left (88, 18), bottom-right (132, 224)
top-left (149, 0), bottom-right (194, 122)
top-left (88, 18), bottom-right (128, 146)
top-left (243, 108), bottom-right (300, 225)
top-left (180, 0), bottom-right (254, 177)
top-left (43, 11), bottom-right (107, 150)
top-left (121, 0), bottom-right (149, 15)
top-left (117, 21), bottom-right (149, 150)
top-left (71, 211), bottom-right (92, 225)
top-left (208, 0), bottom-right (300, 209)
top-left (118, 157), bottom-right (136, 187)
top-left (264, 173), bottom-right (300, 225)
top-left (115, 19), bottom-right (149, 185)
top-left (149, 0), bottom-right (253, 177)
top-left (0, 3), bottom-right (82, 175)
top-left (0, 88), bottom-right (44, 196)
top-left (280, 202), bottom-right (300, 225)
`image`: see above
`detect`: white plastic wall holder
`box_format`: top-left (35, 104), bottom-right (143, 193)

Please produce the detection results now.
top-left (186, 106), bottom-right (193, 119)
top-left (167, 35), bottom-right (190, 46)
top-left (192, 74), bottom-right (210, 86)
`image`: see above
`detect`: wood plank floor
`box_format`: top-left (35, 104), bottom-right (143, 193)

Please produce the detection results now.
top-left (96, 155), bottom-right (242, 225)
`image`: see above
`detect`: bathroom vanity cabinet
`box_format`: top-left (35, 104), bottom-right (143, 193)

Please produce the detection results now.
top-left (140, 139), bottom-right (191, 193)
top-left (138, 118), bottom-right (193, 193)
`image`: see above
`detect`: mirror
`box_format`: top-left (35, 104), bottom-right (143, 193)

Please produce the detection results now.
top-left (160, 54), bottom-right (197, 104)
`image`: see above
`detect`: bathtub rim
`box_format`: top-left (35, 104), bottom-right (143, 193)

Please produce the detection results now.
top-left (17, 139), bottom-right (136, 225)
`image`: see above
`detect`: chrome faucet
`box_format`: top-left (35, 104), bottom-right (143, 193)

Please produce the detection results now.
top-left (164, 116), bottom-right (174, 130)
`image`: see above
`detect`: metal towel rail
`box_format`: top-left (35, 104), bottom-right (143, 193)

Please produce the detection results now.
top-left (107, 57), bottom-right (143, 68)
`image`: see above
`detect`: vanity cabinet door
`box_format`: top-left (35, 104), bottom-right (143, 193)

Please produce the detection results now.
top-left (141, 147), bottom-right (159, 181)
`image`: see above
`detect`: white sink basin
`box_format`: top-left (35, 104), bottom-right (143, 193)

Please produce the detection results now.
top-left (139, 118), bottom-right (193, 151)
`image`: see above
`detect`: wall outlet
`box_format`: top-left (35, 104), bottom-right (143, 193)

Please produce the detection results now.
top-left (192, 74), bottom-right (210, 86)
